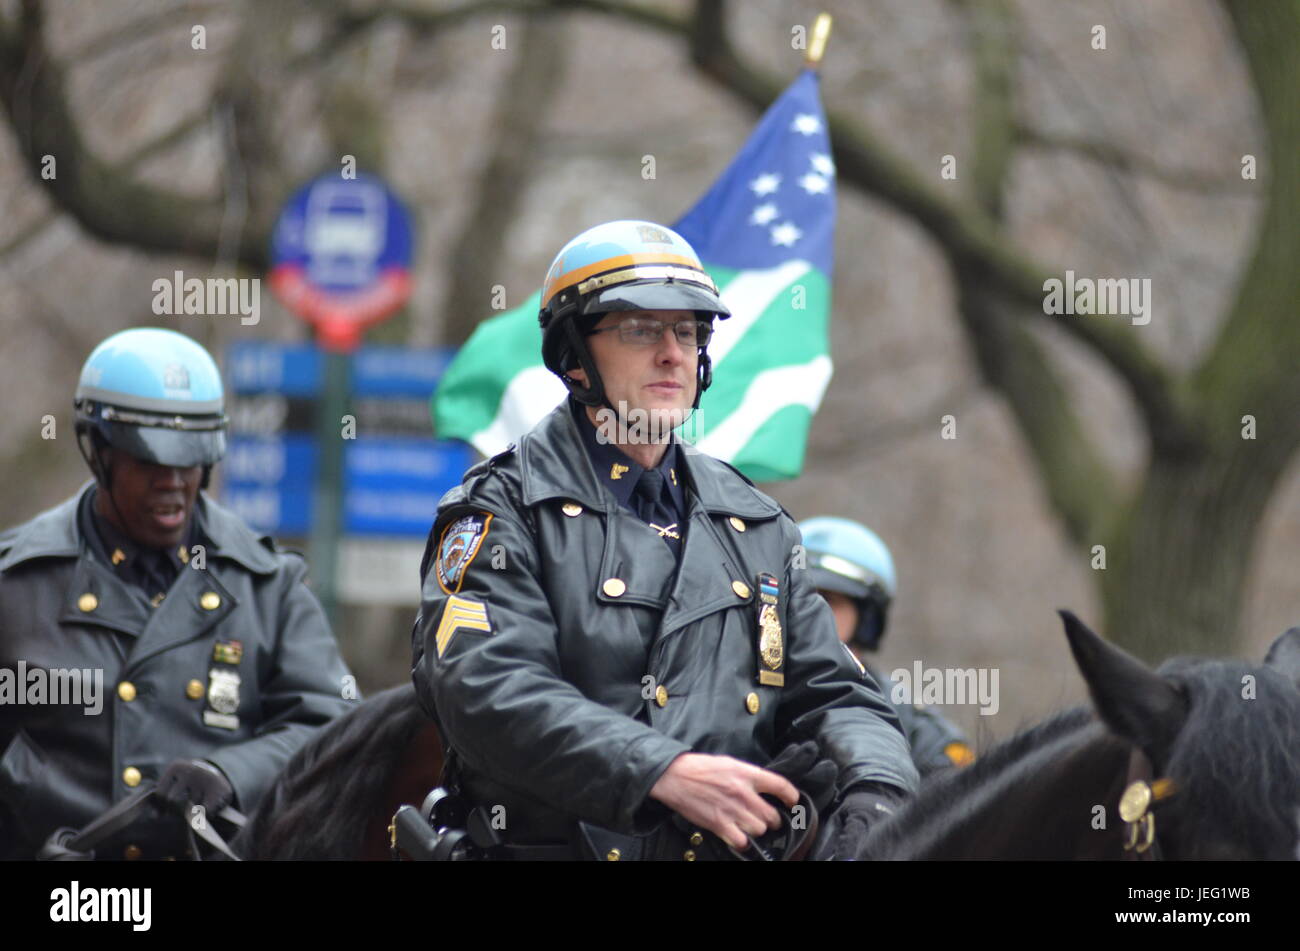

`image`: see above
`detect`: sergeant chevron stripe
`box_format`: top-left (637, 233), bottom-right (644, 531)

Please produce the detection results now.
top-left (435, 596), bottom-right (492, 657)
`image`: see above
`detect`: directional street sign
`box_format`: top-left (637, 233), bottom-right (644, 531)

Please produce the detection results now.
top-left (221, 340), bottom-right (468, 603)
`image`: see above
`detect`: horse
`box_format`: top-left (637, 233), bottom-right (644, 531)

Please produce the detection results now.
top-left (231, 682), bottom-right (442, 860)
top-left (861, 611), bottom-right (1300, 860)
top-left (233, 611), bottom-right (1300, 860)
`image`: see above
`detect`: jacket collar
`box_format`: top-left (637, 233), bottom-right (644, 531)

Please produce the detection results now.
top-left (518, 401), bottom-right (781, 520)
top-left (0, 482), bottom-right (279, 575)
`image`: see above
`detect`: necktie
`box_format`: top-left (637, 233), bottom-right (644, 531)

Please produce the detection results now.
top-left (634, 469), bottom-right (682, 556)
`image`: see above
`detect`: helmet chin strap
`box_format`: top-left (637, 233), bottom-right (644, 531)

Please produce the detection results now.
top-left (560, 319), bottom-right (608, 409)
top-left (78, 436), bottom-right (133, 544)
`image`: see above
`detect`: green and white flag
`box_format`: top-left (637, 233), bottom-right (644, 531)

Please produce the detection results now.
top-left (433, 70), bottom-right (836, 482)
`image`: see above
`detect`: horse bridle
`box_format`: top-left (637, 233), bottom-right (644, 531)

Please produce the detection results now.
top-left (37, 783), bottom-right (246, 861)
top-left (1118, 747), bottom-right (1176, 860)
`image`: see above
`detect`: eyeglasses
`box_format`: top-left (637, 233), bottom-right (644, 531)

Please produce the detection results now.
top-left (586, 316), bottom-right (714, 348)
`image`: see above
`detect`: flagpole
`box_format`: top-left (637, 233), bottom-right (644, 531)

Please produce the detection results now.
top-left (806, 12), bottom-right (833, 69)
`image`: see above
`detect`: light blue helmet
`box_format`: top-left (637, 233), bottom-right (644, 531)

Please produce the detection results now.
top-left (798, 516), bottom-right (896, 650)
top-left (74, 328), bottom-right (227, 473)
top-left (538, 220), bottom-right (730, 408)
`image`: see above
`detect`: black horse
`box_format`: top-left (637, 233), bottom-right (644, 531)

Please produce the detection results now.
top-left (231, 682), bottom-right (442, 860)
top-left (862, 611), bottom-right (1300, 860)
top-left (234, 611), bottom-right (1300, 860)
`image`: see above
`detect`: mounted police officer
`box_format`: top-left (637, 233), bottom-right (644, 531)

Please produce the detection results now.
top-left (798, 516), bottom-right (974, 775)
top-left (0, 327), bottom-right (358, 859)
top-left (412, 221), bottom-right (918, 860)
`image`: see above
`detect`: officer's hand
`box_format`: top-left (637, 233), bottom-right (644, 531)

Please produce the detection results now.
top-left (649, 753), bottom-right (799, 850)
top-left (157, 759), bottom-right (234, 817)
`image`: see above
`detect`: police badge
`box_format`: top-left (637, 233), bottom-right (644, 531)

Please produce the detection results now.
top-left (203, 668), bottom-right (241, 730)
top-left (436, 513), bottom-right (493, 595)
top-left (756, 573), bottom-right (784, 687)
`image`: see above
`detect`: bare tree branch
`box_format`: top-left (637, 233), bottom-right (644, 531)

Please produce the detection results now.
top-left (677, 0), bottom-right (1194, 454)
top-left (441, 13), bottom-right (568, 345)
top-left (947, 0), bottom-right (1120, 544)
top-left (1192, 0), bottom-right (1300, 451)
top-left (1014, 123), bottom-right (1250, 195)
top-left (0, 0), bottom-right (268, 267)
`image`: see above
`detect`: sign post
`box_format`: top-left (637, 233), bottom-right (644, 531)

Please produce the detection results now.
top-left (268, 172), bottom-right (414, 623)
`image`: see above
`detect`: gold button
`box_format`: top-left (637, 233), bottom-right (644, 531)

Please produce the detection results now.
top-left (186, 679), bottom-right (205, 700)
top-left (729, 517), bottom-right (746, 532)
top-left (117, 682), bottom-right (136, 702)
top-left (603, 578), bottom-right (626, 598)
top-left (122, 767), bottom-right (142, 787)
top-left (655, 685), bottom-right (669, 707)
top-left (731, 580), bottom-right (751, 599)
top-left (200, 591), bottom-right (221, 610)
top-left (77, 593), bottom-right (98, 613)
top-left (605, 849), bottom-right (621, 861)
top-left (745, 692), bottom-right (760, 715)
top-left (683, 849), bottom-right (696, 861)
top-left (124, 845), bottom-right (142, 861)
top-left (689, 832), bottom-right (703, 846)
top-left (562, 502), bottom-right (583, 517)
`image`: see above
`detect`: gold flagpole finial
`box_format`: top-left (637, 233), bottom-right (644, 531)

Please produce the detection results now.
top-left (806, 13), bottom-right (833, 68)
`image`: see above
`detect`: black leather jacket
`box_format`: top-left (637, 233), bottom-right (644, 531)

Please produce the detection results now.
top-left (412, 403), bottom-right (918, 848)
top-left (0, 484), bottom-right (358, 859)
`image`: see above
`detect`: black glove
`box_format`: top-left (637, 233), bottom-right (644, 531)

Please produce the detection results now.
top-left (813, 783), bottom-right (905, 861)
top-left (157, 759), bottom-right (234, 817)
top-left (765, 740), bottom-right (838, 815)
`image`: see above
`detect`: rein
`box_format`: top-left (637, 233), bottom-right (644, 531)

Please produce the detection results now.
top-left (37, 783), bottom-right (247, 861)
top-left (1118, 747), bottom-right (1176, 860)
top-left (725, 790), bottom-right (821, 862)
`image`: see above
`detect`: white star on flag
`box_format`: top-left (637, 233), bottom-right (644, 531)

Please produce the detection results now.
top-left (749, 173), bottom-right (781, 196)
top-left (810, 153), bottom-right (835, 176)
top-left (769, 222), bottom-right (803, 247)
top-left (749, 203), bottom-right (779, 225)
top-left (798, 173), bottom-right (830, 195)
top-left (791, 114), bottom-right (822, 136)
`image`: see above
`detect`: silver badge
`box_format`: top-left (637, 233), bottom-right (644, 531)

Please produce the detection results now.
top-left (207, 668), bottom-right (240, 713)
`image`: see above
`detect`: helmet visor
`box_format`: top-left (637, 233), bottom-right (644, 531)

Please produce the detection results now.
top-left (104, 420), bottom-right (226, 468)
top-left (808, 565), bottom-right (873, 602)
top-left (585, 280), bottom-right (731, 319)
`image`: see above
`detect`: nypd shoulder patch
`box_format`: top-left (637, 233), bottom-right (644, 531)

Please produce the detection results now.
top-left (436, 512), bottom-right (493, 595)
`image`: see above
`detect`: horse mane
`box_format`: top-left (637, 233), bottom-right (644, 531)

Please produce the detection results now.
top-left (864, 705), bottom-right (1107, 858)
top-left (868, 653), bottom-right (1300, 860)
top-left (233, 682), bottom-right (437, 860)
top-left (1155, 656), bottom-right (1300, 858)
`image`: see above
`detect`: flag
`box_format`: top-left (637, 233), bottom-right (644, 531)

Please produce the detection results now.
top-left (432, 69), bottom-right (835, 482)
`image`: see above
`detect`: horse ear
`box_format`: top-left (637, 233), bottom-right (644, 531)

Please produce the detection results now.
top-left (1058, 609), bottom-right (1187, 758)
top-left (1263, 627), bottom-right (1300, 689)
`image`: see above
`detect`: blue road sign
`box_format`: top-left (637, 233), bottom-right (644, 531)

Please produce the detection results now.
top-left (344, 437), bottom-right (475, 536)
top-left (222, 343), bottom-right (471, 538)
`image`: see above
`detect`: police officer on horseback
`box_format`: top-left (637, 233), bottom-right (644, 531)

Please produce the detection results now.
top-left (412, 221), bottom-right (918, 860)
top-left (0, 328), bottom-right (358, 859)
top-left (798, 517), bottom-right (974, 775)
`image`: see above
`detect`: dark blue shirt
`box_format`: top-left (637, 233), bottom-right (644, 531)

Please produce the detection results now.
top-left (570, 399), bottom-right (686, 555)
